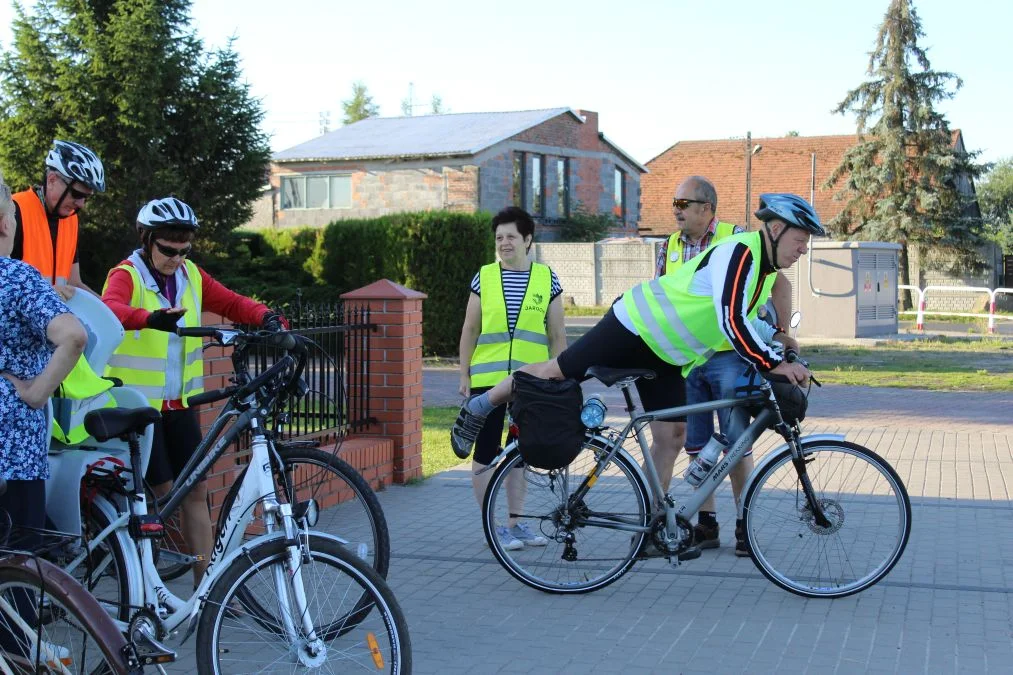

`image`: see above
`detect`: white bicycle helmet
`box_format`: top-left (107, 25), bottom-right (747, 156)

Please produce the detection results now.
top-left (136, 197), bottom-right (199, 232)
top-left (46, 140), bottom-right (106, 193)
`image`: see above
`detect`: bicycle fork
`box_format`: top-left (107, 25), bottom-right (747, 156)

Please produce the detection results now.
top-left (787, 434), bottom-right (832, 529)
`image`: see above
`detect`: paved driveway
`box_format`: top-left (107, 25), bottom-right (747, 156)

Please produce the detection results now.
top-left (168, 373), bottom-right (1013, 673)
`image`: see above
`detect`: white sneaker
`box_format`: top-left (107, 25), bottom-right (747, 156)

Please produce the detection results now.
top-left (510, 522), bottom-right (547, 547)
top-left (494, 525), bottom-right (523, 551)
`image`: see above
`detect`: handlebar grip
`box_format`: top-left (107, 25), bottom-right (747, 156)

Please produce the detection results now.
top-left (188, 385), bottom-right (239, 406)
top-left (176, 327), bottom-right (220, 338)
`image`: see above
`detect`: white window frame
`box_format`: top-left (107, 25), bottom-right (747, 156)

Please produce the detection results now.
top-left (279, 173), bottom-right (352, 210)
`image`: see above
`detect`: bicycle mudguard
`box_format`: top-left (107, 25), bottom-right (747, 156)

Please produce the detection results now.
top-left (736, 434), bottom-right (846, 519)
top-left (181, 531), bottom-right (352, 641)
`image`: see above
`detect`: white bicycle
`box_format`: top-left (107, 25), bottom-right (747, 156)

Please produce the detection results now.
top-left (55, 328), bottom-right (410, 674)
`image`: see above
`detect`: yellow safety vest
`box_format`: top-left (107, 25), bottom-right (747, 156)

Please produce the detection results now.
top-left (51, 357), bottom-right (116, 445)
top-left (469, 262), bottom-right (551, 388)
top-left (624, 232), bottom-right (770, 375)
top-left (666, 221), bottom-right (777, 351)
top-left (103, 258), bottom-right (205, 408)
top-left (665, 221), bottom-right (739, 275)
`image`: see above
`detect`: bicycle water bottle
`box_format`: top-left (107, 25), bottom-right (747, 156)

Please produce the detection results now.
top-left (684, 432), bottom-right (730, 486)
top-left (580, 394), bottom-right (607, 428)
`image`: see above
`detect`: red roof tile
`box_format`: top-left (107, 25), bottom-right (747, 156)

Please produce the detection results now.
top-left (641, 131), bottom-right (964, 235)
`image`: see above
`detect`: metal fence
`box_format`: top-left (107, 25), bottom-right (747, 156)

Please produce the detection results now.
top-left (243, 294), bottom-right (377, 440)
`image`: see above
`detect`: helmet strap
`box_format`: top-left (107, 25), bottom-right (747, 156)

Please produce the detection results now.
top-left (763, 221), bottom-right (787, 270)
top-left (43, 171), bottom-right (79, 218)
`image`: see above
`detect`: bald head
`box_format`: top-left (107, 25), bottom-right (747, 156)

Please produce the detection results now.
top-left (679, 176), bottom-right (718, 211)
top-left (673, 175), bottom-right (718, 240)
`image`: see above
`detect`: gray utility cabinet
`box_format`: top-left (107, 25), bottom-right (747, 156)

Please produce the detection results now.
top-left (784, 241), bottom-right (901, 338)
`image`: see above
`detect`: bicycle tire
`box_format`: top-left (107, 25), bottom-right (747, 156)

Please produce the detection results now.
top-left (0, 554), bottom-right (137, 675)
top-left (216, 446), bottom-right (390, 578)
top-left (742, 439), bottom-right (911, 599)
top-left (144, 483), bottom-right (192, 582)
top-left (73, 502), bottom-right (132, 622)
top-left (482, 439), bottom-right (650, 594)
top-left (195, 534), bottom-right (411, 674)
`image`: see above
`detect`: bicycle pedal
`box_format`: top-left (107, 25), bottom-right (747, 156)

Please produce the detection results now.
top-left (677, 546), bottom-right (701, 562)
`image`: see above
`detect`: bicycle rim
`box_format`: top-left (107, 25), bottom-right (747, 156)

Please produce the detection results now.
top-left (73, 505), bottom-right (131, 622)
top-left (146, 482), bottom-right (193, 582)
top-left (483, 443), bottom-right (649, 594)
top-left (217, 447), bottom-right (390, 577)
top-left (743, 440), bottom-right (911, 598)
top-left (196, 535), bottom-right (410, 674)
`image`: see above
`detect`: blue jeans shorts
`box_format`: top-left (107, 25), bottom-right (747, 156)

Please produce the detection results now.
top-left (685, 351), bottom-right (753, 457)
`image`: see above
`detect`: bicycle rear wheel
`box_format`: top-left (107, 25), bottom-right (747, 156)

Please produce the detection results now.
top-left (196, 534), bottom-right (410, 674)
top-left (216, 446), bottom-right (390, 578)
top-left (0, 554), bottom-right (136, 675)
top-left (742, 439), bottom-right (911, 598)
top-left (482, 438), bottom-right (650, 594)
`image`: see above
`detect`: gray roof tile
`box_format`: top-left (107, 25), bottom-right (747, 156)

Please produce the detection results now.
top-left (273, 108), bottom-right (578, 162)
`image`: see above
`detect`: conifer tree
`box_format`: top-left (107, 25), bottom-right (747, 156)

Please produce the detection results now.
top-left (342, 81), bottom-right (379, 125)
top-left (825, 0), bottom-right (985, 304)
top-left (0, 0), bottom-right (270, 281)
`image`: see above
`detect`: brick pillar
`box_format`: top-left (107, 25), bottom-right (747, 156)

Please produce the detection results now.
top-left (342, 280), bottom-right (427, 484)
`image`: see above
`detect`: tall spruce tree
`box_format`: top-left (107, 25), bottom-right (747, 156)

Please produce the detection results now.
top-left (0, 0), bottom-right (270, 283)
top-left (824, 0), bottom-right (985, 304)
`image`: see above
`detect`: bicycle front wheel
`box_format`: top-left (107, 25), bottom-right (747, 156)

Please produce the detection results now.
top-left (217, 446), bottom-right (390, 578)
top-left (482, 439), bottom-right (650, 594)
top-left (0, 554), bottom-right (136, 675)
top-left (742, 439), bottom-right (911, 598)
top-left (196, 534), bottom-right (411, 674)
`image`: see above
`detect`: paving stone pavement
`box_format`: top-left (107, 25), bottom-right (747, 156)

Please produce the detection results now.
top-left (166, 370), bottom-right (1013, 673)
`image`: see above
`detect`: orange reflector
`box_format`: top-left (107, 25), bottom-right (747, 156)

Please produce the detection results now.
top-left (366, 632), bottom-right (384, 669)
top-left (587, 474), bottom-right (598, 488)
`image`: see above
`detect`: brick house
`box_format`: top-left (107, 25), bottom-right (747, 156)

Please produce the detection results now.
top-left (641, 132), bottom-right (1003, 307)
top-left (266, 108), bottom-right (645, 235)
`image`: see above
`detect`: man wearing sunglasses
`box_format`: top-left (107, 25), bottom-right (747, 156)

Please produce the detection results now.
top-left (101, 196), bottom-right (288, 585)
top-left (11, 140), bottom-right (105, 299)
top-left (656, 176), bottom-right (792, 557)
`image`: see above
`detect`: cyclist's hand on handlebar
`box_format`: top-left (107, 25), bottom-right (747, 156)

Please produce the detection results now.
top-left (770, 360), bottom-right (810, 386)
top-left (773, 331), bottom-right (799, 356)
top-left (147, 307), bottom-right (187, 333)
top-left (261, 310), bottom-right (289, 332)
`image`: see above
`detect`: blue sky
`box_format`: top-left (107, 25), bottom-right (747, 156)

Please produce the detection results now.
top-left (1, 0), bottom-right (1007, 165)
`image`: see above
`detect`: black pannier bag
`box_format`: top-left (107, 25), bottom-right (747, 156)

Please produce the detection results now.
top-left (510, 371), bottom-right (585, 470)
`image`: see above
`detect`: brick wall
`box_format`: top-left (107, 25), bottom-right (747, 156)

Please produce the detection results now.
top-left (199, 281), bottom-right (425, 516)
top-left (271, 164), bottom-right (479, 227)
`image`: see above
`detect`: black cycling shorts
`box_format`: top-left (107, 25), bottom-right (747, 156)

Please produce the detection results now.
top-left (145, 406), bottom-right (204, 486)
top-left (557, 308), bottom-right (686, 417)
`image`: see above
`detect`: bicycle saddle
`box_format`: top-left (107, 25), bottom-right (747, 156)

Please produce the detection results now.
top-left (584, 366), bottom-right (656, 387)
top-left (84, 407), bottom-right (161, 442)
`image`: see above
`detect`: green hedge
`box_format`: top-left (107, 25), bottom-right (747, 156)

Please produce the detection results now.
top-left (207, 211), bottom-right (493, 355)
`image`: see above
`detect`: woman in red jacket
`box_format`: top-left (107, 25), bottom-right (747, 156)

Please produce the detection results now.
top-left (102, 196), bottom-right (285, 585)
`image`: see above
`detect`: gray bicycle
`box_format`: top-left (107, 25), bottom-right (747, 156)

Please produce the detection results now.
top-left (481, 352), bottom-right (912, 598)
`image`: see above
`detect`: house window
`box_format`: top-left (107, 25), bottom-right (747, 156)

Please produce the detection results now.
top-left (613, 167), bottom-right (626, 221)
top-left (531, 154), bottom-right (544, 216)
top-left (512, 152), bottom-right (525, 208)
top-left (280, 174), bottom-right (352, 210)
top-left (556, 158), bottom-right (569, 218)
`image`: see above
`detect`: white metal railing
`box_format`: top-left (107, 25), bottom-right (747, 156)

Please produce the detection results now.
top-left (898, 284), bottom-right (1013, 333)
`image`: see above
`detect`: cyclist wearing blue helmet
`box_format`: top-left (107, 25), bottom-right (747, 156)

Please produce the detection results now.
top-left (451, 194), bottom-right (823, 501)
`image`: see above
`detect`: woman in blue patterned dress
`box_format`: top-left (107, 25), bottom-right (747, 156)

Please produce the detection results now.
top-left (0, 174), bottom-right (86, 539)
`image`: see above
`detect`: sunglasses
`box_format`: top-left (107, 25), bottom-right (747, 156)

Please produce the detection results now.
top-left (64, 183), bottom-right (93, 202)
top-left (672, 198), bottom-right (710, 210)
top-left (154, 242), bottom-right (192, 259)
